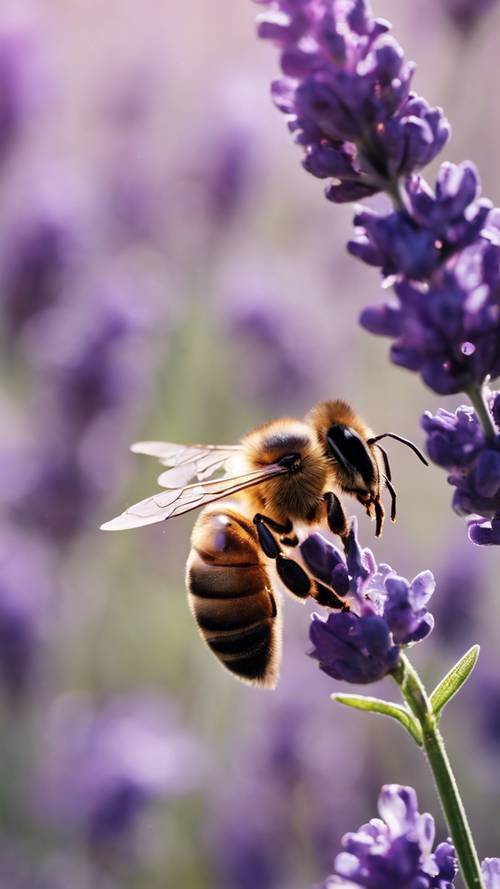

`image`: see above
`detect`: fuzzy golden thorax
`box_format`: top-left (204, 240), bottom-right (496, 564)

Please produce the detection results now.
top-left (239, 418), bottom-right (327, 524)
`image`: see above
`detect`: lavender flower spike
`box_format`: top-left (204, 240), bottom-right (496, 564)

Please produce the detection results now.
top-left (422, 392), bottom-right (500, 545)
top-left (349, 163), bottom-right (491, 281)
top-left (304, 519), bottom-right (434, 684)
top-left (36, 694), bottom-right (202, 844)
top-left (323, 784), bottom-right (457, 889)
top-left (256, 0), bottom-right (449, 200)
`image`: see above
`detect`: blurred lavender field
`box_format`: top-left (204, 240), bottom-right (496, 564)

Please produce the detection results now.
top-left (1, 0), bottom-right (500, 886)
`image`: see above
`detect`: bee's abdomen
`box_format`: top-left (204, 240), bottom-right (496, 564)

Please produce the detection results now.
top-left (186, 504), bottom-right (280, 688)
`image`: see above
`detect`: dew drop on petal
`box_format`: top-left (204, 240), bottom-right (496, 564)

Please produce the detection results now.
top-left (461, 341), bottom-right (476, 356)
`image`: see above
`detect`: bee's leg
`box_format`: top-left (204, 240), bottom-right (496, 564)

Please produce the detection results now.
top-left (384, 475), bottom-right (397, 522)
top-left (281, 533), bottom-right (299, 547)
top-left (253, 514), bottom-right (311, 600)
top-left (323, 491), bottom-right (349, 539)
top-left (253, 513), bottom-right (293, 535)
top-left (374, 498), bottom-right (385, 537)
top-left (253, 513), bottom-right (293, 559)
top-left (312, 580), bottom-right (348, 611)
top-left (355, 492), bottom-right (374, 520)
top-left (254, 514), bottom-right (348, 608)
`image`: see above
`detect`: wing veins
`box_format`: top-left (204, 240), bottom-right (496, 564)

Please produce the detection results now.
top-left (101, 464), bottom-right (286, 529)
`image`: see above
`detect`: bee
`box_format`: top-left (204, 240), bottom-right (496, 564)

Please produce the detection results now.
top-left (101, 400), bottom-right (427, 689)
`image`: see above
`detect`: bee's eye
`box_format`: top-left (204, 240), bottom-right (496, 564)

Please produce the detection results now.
top-left (326, 424), bottom-right (375, 486)
top-left (277, 452), bottom-right (301, 472)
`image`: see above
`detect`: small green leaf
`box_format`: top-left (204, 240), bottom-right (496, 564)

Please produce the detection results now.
top-left (430, 645), bottom-right (480, 717)
top-left (332, 693), bottom-right (422, 745)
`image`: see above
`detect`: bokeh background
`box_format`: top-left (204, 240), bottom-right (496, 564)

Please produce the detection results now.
top-left (1, 0), bottom-right (500, 886)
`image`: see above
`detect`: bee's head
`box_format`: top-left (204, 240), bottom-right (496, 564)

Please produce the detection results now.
top-left (326, 422), bottom-right (376, 488)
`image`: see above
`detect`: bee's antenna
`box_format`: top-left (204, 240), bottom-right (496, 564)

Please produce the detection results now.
top-left (367, 433), bottom-right (429, 467)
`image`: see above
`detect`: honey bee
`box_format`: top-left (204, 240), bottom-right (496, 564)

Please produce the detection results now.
top-left (101, 400), bottom-right (427, 689)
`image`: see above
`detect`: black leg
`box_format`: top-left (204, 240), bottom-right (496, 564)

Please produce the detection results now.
top-left (323, 492), bottom-right (348, 538)
top-left (276, 554), bottom-right (311, 598)
top-left (384, 475), bottom-right (397, 522)
top-left (281, 533), bottom-right (299, 547)
top-left (374, 498), bottom-right (384, 538)
top-left (313, 581), bottom-right (348, 610)
top-left (253, 513), bottom-right (293, 535)
top-left (254, 513), bottom-right (311, 600)
top-left (255, 518), bottom-right (281, 559)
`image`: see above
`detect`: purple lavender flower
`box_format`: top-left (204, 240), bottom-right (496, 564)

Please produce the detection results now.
top-left (432, 536), bottom-right (483, 646)
top-left (0, 528), bottom-right (53, 700)
top-left (227, 290), bottom-right (315, 404)
top-left (442, 0), bottom-right (499, 34)
top-left (0, 203), bottom-right (75, 338)
top-left (0, 30), bottom-right (40, 167)
top-left (322, 784), bottom-right (457, 889)
top-left (3, 287), bottom-right (152, 547)
top-left (349, 163), bottom-right (491, 281)
top-left (45, 293), bottom-right (143, 436)
top-left (256, 0), bottom-right (449, 199)
top-left (204, 124), bottom-right (255, 229)
top-left (304, 520), bottom-right (434, 684)
top-left (361, 270), bottom-right (500, 396)
top-left (212, 641), bottom-right (369, 889)
top-left (36, 694), bottom-right (202, 844)
top-left (6, 446), bottom-right (102, 547)
top-left (483, 858), bottom-right (500, 889)
top-left (255, 0), bottom-right (500, 542)
top-left (473, 668), bottom-right (500, 752)
top-left (421, 395), bottom-right (500, 545)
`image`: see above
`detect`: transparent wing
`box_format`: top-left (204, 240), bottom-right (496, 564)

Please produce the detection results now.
top-left (100, 464), bottom-right (286, 531)
top-left (130, 441), bottom-right (241, 487)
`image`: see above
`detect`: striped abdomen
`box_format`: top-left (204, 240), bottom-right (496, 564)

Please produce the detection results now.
top-left (186, 502), bottom-right (281, 688)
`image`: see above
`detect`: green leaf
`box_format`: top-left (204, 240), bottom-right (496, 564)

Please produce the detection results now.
top-left (430, 645), bottom-right (480, 717)
top-left (332, 693), bottom-right (422, 745)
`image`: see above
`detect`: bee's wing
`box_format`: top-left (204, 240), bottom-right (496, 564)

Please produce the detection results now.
top-left (130, 441), bottom-right (241, 487)
top-left (100, 464), bottom-right (286, 531)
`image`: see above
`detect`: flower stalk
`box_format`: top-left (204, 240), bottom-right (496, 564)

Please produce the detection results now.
top-left (465, 383), bottom-right (497, 441)
top-left (394, 654), bottom-right (485, 889)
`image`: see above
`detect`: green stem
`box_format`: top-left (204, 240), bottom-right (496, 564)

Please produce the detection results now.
top-left (393, 654), bottom-right (484, 889)
top-left (466, 382), bottom-right (496, 440)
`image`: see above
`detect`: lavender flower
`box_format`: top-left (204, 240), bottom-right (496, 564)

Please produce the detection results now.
top-left (36, 694), bottom-right (202, 844)
top-left (421, 396), bottom-right (500, 545)
top-left (256, 0), bottom-right (449, 200)
top-left (204, 123), bottom-right (255, 229)
top-left (0, 528), bottom-right (53, 700)
top-left (0, 204), bottom-right (75, 339)
top-left (349, 163), bottom-right (491, 281)
top-left (7, 446), bottom-right (102, 547)
top-left (212, 641), bottom-right (369, 889)
top-left (360, 267), bottom-right (500, 397)
top-left (304, 520), bottom-right (434, 684)
top-left (0, 30), bottom-right (40, 167)
top-left (442, 0), bottom-right (499, 35)
top-left (432, 536), bottom-right (483, 646)
top-left (322, 784), bottom-right (457, 889)
top-left (226, 287), bottom-right (316, 404)
top-left (256, 0), bottom-right (500, 542)
top-left (3, 287), bottom-right (151, 547)
top-left (483, 859), bottom-right (500, 889)
top-left (45, 293), bottom-right (143, 436)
